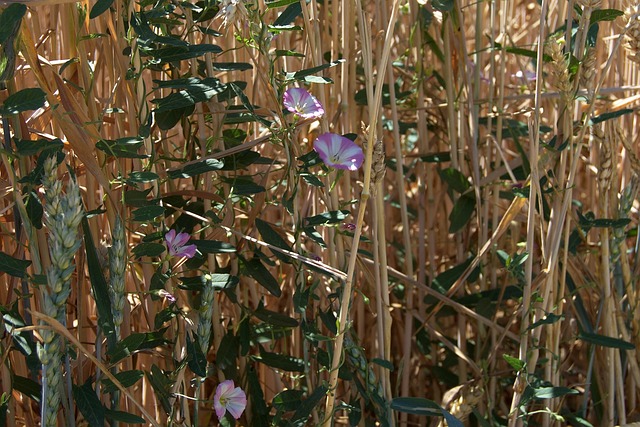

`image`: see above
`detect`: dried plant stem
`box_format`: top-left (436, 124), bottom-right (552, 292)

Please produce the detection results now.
top-left (321, 0), bottom-right (399, 423)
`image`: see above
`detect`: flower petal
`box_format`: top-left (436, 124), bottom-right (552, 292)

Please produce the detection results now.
top-left (225, 388), bottom-right (247, 419)
top-left (313, 133), bottom-right (363, 171)
top-left (283, 88), bottom-right (324, 119)
top-left (164, 229), bottom-right (176, 245)
top-left (214, 399), bottom-right (226, 420)
top-left (217, 380), bottom-right (235, 396)
top-left (172, 231), bottom-right (191, 247)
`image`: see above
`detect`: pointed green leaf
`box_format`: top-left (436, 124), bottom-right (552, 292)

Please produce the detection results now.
top-left (89, 0), bottom-right (114, 18)
top-left (82, 218), bottom-right (116, 343)
top-left (580, 331), bottom-right (635, 350)
top-left (0, 251), bottom-right (31, 278)
top-left (73, 381), bottom-right (105, 427)
top-left (0, 88), bottom-right (46, 115)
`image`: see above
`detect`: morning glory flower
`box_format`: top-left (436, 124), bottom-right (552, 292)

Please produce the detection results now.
top-left (313, 133), bottom-right (364, 171)
top-left (164, 229), bottom-right (197, 259)
top-left (283, 87), bottom-right (325, 119)
top-left (214, 380), bottom-right (247, 420)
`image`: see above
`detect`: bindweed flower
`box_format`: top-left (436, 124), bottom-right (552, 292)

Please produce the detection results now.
top-left (165, 229), bottom-right (197, 259)
top-left (214, 380), bottom-right (247, 420)
top-left (313, 133), bottom-right (364, 171)
top-left (341, 223), bottom-right (356, 232)
top-left (283, 87), bottom-right (325, 119)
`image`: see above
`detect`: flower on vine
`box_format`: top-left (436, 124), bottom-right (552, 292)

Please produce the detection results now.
top-left (313, 133), bottom-right (364, 171)
top-left (214, 380), bottom-right (247, 420)
top-left (164, 230), bottom-right (197, 259)
top-left (283, 87), bottom-right (325, 119)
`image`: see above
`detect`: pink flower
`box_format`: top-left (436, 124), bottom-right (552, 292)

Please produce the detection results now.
top-left (214, 380), bottom-right (247, 420)
top-left (283, 87), bottom-right (324, 119)
top-left (164, 229), bottom-right (197, 259)
top-left (313, 133), bottom-right (364, 171)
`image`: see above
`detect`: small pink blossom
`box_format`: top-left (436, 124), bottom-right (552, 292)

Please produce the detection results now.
top-left (214, 380), bottom-right (247, 420)
top-left (313, 133), bottom-right (364, 171)
top-left (283, 88), bottom-right (324, 119)
top-left (164, 229), bottom-right (197, 259)
top-left (341, 223), bottom-right (356, 231)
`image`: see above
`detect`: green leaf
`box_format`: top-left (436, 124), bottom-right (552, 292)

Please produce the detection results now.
top-left (145, 365), bottom-right (174, 415)
top-left (275, 49), bottom-right (305, 58)
top-left (107, 329), bottom-right (170, 364)
top-left (254, 303), bottom-right (299, 327)
top-left (143, 44), bottom-right (222, 63)
top-left (273, 2), bottom-right (302, 26)
top-left (240, 256), bottom-right (282, 297)
top-left (216, 331), bottom-right (239, 379)
top-left (590, 9), bottom-right (624, 26)
top-left (155, 105), bottom-right (194, 130)
top-left (589, 108), bottom-right (633, 125)
top-left (0, 251), bottom-right (31, 278)
top-left (286, 59), bottom-right (345, 81)
top-left (131, 205), bottom-right (165, 222)
top-left (229, 82), bottom-right (271, 127)
top-left (431, 0), bottom-right (454, 12)
top-left (0, 4), bottom-right (26, 45)
top-left (211, 62), bottom-right (253, 71)
top-left (153, 77), bottom-right (226, 111)
top-left (124, 188), bottom-right (152, 207)
top-left (131, 13), bottom-right (188, 48)
top-left (104, 409), bottom-right (145, 424)
top-left (503, 354), bottom-right (525, 372)
top-left (255, 218), bottom-right (293, 263)
top-left (448, 194), bottom-right (476, 233)
top-left (126, 171), bottom-right (159, 184)
top-left (168, 158), bottom-right (224, 179)
top-left (82, 218), bottom-right (116, 343)
top-left (191, 239), bottom-right (235, 254)
top-left (73, 381), bottom-right (105, 427)
top-left (24, 190), bottom-right (43, 229)
top-left (291, 385), bottom-right (328, 423)
top-left (186, 332), bottom-right (207, 377)
top-left (527, 313), bottom-right (564, 331)
top-left (579, 331), bottom-right (635, 350)
top-left (532, 386), bottom-right (579, 399)
top-left (272, 389), bottom-right (304, 412)
top-left (221, 176), bottom-right (266, 195)
top-left (390, 397), bottom-right (442, 416)
top-left (255, 351), bottom-right (305, 372)
top-left (101, 370), bottom-right (144, 394)
top-left (133, 240), bottom-right (165, 258)
top-left (15, 138), bottom-right (63, 156)
top-left (439, 167), bottom-right (470, 193)
top-left (89, 0), bottom-right (114, 18)
top-left (0, 88), bottom-right (46, 115)
top-left (178, 274), bottom-right (238, 291)
top-left (12, 375), bottom-right (40, 403)
top-left (304, 210), bottom-right (350, 226)
top-left (266, 0), bottom-right (298, 7)
top-left (96, 137), bottom-right (148, 159)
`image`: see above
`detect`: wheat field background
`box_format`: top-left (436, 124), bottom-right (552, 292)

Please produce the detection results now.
top-left (1, 0), bottom-right (640, 426)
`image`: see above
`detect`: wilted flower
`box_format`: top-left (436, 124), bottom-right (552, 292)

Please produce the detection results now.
top-left (214, 380), bottom-right (247, 420)
top-left (220, 0), bottom-right (247, 28)
top-left (164, 229), bottom-right (197, 259)
top-left (283, 87), bottom-right (325, 119)
top-left (313, 133), bottom-right (364, 171)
